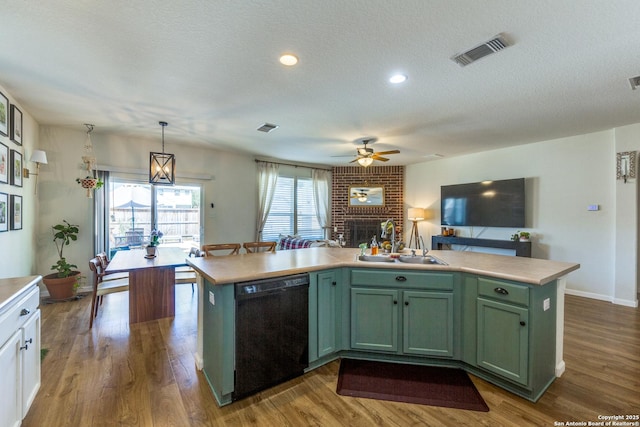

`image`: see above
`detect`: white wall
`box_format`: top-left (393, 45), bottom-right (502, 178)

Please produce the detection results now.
top-left (34, 126), bottom-right (257, 286)
top-left (0, 84), bottom-right (40, 278)
top-left (406, 128), bottom-right (638, 306)
top-left (613, 123), bottom-right (640, 305)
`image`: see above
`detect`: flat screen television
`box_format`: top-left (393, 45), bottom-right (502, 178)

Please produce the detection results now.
top-left (441, 178), bottom-right (525, 227)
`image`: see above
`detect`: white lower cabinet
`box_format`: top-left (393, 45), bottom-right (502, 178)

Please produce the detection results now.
top-left (0, 330), bottom-right (22, 427)
top-left (0, 281), bottom-right (41, 427)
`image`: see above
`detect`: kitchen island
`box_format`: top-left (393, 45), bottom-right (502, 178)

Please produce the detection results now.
top-left (187, 247), bottom-right (579, 405)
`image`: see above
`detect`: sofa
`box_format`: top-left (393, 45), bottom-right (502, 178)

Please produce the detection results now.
top-left (277, 235), bottom-right (341, 250)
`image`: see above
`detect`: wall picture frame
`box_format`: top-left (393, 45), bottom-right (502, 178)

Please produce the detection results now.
top-left (0, 192), bottom-right (8, 232)
top-left (348, 185), bottom-right (385, 207)
top-left (10, 105), bottom-right (22, 145)
top-left (10, 149), bottom-right (22, 187)
top-left (0, 91), bottom-right (8, 136)
top-left (10, 194), bottom-right (22, 230)
top-left (0, 142), bottom-right (8, 184)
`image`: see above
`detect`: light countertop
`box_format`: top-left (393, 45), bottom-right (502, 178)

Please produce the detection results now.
top-left (0, 275), bottom-right (41, 314)
top-left (187, 247), bottom-right (580, 286)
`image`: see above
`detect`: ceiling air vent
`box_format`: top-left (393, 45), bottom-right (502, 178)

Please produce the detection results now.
top-left (257, 123), bottom-right (279, 133)
top-left (451, 34), bottom-right (511, 67)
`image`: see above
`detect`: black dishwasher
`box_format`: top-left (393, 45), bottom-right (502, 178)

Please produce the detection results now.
top-left (234, 273), bottom-right (309, 400)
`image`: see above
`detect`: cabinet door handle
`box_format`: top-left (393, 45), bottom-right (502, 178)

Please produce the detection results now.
top-left (393, 300), bottom-right (398, 305)
top-left (331, 281), bottom-right (337, 286)
top-left (494, 287), bottom-right (509, 295)
top-left (20, 344), bottom-right (29, 351)
top-left (520, 321), bottom-right (526, 326)
top-left (395, 276), bottom-right (407, 282)
top-left (404, 301), bottom-right (409, 306)
top-left (20, 308), bottom-right (30, 316)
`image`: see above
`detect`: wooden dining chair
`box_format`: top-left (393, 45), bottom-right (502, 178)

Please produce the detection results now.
top-left (88, 257), bottom-right (129, 329)
top-left (200, 243), bottom-right (241, 257)
top-left (243, 241), bottom-right (277, 253)
top-left (96, 252), bottom-right (129, 281)
top-left (175, 247), bottom-right (203, 292)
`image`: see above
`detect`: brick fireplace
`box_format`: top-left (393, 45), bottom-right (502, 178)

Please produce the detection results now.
top-left (331, 165), bottom-right (404, 247)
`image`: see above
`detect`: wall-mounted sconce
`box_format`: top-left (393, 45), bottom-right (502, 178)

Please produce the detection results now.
top-left (149, 121), bottom-right (175, 185)
top-left (23, 149), bottom-right (48, 194)
top-left (617, 151), bottom-right (637, 183)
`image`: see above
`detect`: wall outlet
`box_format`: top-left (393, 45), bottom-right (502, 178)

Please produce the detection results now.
top-left (543, 298), bottom-right (550, 311)
top-left (209, 291), bottom-right (215, 306)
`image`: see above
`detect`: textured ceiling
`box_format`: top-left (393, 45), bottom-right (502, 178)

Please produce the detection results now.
top-left (2, 1), bottom-right (639, 166)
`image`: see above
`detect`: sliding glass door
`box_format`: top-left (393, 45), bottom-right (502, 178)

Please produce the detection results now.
top-left (106, 179), bottom-right (201, 257)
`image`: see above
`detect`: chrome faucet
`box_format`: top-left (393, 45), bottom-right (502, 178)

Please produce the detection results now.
top-left (381, 219), bottom-right (397, 253)
top-left (420, 236), bottom-right (428, 257)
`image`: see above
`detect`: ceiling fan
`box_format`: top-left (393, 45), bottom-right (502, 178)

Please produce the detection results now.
top-left (349, 137), bottom-right (400, 167)
top-left (350, 189), bottom-right (369, 201)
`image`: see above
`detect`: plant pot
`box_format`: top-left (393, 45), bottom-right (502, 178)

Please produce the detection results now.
top-left (78, 178), bottom-right (98, 198)
top-left (146, 246), bottom-right (157, 257)
top-left (42, 271), bottom-right (81, 301)
top-left (519, 238), bottom-right (530, 242)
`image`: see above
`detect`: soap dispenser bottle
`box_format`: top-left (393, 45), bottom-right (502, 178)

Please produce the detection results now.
top-left (371, 235), bottom-right (379, 255)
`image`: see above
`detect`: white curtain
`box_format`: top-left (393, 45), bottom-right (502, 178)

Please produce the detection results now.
top-left (256, 162), bottom-right (279, 240)
top-left (93, 170), bottom-right (110, 256)
top-left (312, 169), bottom-right (331, 239)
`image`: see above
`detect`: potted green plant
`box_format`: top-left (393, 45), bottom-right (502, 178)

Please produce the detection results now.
top-left (145, 229), bottom-right (163, 258)
top-left (76, 176), bottom-right (104, 198)
top-left (518, 231), bottom-right (531, 242)
top-left (42, 220), bottom-right (82, 300)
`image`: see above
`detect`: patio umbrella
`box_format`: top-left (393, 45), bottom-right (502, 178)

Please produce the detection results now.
top-left (112, 185), bottom-right (151, 230)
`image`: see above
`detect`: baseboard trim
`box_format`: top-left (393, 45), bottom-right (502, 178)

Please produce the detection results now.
top-left (565, 288), bottom-right (638, 307)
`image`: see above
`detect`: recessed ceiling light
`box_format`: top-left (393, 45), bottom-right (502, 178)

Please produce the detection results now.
top-left (389, 74), bottom-right (408, 84)
top-left (279, 54), bottom-right (298, 66)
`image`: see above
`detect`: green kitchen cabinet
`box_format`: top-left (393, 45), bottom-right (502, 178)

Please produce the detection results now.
top-left (350, 269), bottom-right (456, 357)
top-left (317, 269), bottom-right (342, 358)
top-left (309, 269), bottom-right (345, 364)
top-left (350, 287), bottom-right (399, 352)
top-left (403, 290), bottom-right (454, 357)
top-left (467, 276), bottom-right (558, 399)
top-left (476, 297), bottom-right (529, 385)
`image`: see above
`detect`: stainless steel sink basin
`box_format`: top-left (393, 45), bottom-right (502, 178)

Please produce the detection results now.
top-left (358, 254), bottom-right (447, 265)
top-left (357, 254), bottom-right (395, 263)
top-left (398, 255), bottom-right (448, 265)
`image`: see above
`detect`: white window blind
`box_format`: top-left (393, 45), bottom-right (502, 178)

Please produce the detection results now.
top-left (262, 176), bottom-right (323, 241)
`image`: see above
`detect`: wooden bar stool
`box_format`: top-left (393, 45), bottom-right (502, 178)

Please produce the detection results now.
top-left (243, 241), bottom-right (277, 253)
top-left (176, 247), bottom-right (203, 292)
top-left (201, 243), bottom-right (241, 256)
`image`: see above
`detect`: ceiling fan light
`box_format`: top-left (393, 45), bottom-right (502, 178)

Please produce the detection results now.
top-left (357, 157), bottom-right (374, 167)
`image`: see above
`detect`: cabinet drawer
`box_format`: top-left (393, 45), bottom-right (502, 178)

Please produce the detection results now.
top-left (478, 278), bottom-right (529, 306)
top-left (351, 269), bottom-right (453, 290)
top-left (0, 286), bottom-right (39, 348)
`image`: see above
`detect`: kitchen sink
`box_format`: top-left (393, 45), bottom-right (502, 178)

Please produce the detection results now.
top-left (358, 254), bottom-right (447, 265)
top-left (398, 255), bottom-right (448, 265)
top-left (358, 254), bottom-right (395, 263)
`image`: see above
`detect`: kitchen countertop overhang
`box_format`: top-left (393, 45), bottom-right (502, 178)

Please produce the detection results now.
top-left (186, 247), bottom-right (580, 286)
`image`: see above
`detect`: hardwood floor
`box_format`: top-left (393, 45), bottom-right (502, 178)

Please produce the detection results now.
top-left (23, 286), bottom-right (639, 427)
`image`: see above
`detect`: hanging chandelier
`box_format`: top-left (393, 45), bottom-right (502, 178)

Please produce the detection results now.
top-left (149, 121), bottom-right (175, 185)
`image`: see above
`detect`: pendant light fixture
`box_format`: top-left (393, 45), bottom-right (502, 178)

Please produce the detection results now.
top-left (149, 121), bottom-right (175, 185)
